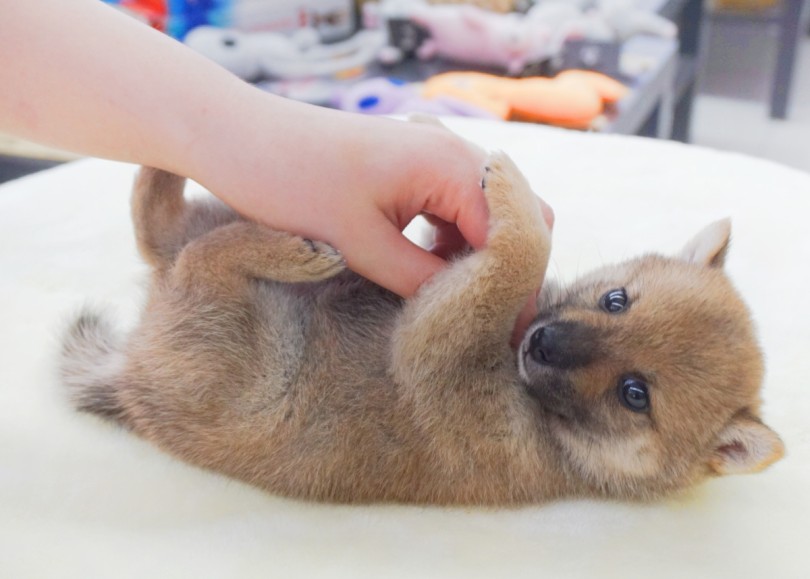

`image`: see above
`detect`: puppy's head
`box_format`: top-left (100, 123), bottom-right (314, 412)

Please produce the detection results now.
top-left (518, 220), bottom-right (784, 500)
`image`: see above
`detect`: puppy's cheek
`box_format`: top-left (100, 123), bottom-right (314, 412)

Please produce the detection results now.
top-left (557, 427), bottom-right (662, 481)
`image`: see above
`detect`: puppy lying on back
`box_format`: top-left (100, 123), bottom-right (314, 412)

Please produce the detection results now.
top-left (61, 149), bottom-right (783, 505)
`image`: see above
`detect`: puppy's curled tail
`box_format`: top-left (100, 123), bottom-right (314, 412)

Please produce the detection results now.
top-left (60, 309), bottom-right (128, 425)
top-left (131, 167), bottom-right (240, 270)
top-left (131, 167), bottom-right (188, 270)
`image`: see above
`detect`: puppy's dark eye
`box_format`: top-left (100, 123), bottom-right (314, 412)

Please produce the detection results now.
top-left (618, 377), bottom-right (650, 413)
top-left (601, 288), bottom-right (628, 313)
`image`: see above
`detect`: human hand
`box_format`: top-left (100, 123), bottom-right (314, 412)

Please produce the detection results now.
top-left (0, 0), bottom-right (552, 346)
top-left (317, 115), bottom-right (493, 298)
top-left (187, 91), bottom-right (552, 343)
top-left (192, 96), bottom-right (491, 294)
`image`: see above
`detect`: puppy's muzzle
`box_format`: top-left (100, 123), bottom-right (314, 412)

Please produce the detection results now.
top-left (526, 322), bottom-right (599, 370)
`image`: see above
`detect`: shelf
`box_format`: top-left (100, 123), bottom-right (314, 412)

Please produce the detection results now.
top-left (675, 54), bottom-right (699, 99)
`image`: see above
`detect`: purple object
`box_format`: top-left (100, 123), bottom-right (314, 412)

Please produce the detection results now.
top-left (337, 77), bottom-right (496, 119)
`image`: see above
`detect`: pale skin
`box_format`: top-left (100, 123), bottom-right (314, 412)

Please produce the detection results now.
top-left (0, 0), bottom-right (552, 341)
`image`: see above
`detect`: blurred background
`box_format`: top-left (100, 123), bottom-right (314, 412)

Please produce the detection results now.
top-left (1, 0), bottom-right (808, 181)
top-left (695, 1), bottom-right (809, 171)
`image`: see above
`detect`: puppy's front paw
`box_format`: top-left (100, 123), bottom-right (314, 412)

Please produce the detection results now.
top-left (481, 152), bottom-right (550, 250)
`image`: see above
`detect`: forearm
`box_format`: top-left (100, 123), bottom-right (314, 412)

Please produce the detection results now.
top-left (0, 0), bottom-right (345, 224)
top-left (0, 0), bottom-right (408, 229)
top-left (0, 0), bottom-right (495, 299)
top-left (0, 0), bottom-right (247, 175)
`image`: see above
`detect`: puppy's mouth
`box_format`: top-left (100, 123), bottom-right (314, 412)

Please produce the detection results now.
top-left (521, 370), bottom-right (578, 419)
top-left (530, 394), bottom-right (575, 422)
top-left (517, 319), bottom-right (579, 421)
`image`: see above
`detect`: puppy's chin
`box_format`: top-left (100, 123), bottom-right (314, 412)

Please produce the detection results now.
top-left (518, 358), bottom-right (576, 422)
top-left (526, 381), bottom-right (581, 425)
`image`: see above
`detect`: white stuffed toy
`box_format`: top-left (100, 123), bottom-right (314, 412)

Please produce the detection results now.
top-left (528, 0), bottom-right (677, 43)
top-left (594, 0), bottom-right (678, 41)
top-left (184, 26), bottom-right (386, 81)
top-left (375, 0), bottom-right (558, 74)
top-left (373, 0), bottom-right (677, 74)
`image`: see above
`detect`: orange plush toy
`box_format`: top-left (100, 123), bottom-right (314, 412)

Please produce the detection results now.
top-left (422, 70), bottom-right (627, 129)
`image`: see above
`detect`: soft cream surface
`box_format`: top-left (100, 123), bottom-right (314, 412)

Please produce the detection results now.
top-left (1, 119), bottom-right (807, 578)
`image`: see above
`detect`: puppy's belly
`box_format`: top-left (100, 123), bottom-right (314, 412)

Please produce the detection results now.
top-left (242, 274), bottom-right (416, 499)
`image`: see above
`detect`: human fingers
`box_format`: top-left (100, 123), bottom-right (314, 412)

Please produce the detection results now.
top-left (423, 214), bottom-right (469, 261)
top-left (452, 180), bottom-right (490, 251)
top-left (413, 132), bottom-right (490, 251)
top-left (338, 216), bottom-right (446, 298)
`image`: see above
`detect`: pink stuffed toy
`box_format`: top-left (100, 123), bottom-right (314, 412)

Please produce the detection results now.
top-left (407, 4), bottom-right (552, 75)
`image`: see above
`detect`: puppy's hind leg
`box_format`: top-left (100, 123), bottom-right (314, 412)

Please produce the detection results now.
top-left (131, 167), bottom-right (239, 270)
top-left (131, 169), bottom-right (345, 293)
top-left (171, 222), bottom-right (346, 296)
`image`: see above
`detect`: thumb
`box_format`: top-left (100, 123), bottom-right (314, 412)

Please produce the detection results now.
top-left (340, 218), bottom-right (446, 298)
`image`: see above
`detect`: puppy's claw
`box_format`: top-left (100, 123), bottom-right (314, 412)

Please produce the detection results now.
top-left (299, 239), bottom-right (346, 280)
top-left (481, 166), bottom-right (492, 190)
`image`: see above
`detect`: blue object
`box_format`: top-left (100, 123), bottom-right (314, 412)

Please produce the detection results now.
top-left (358, 96), bottom-right (380, 110)
top-left (166, 0), bottom-right (233, 39)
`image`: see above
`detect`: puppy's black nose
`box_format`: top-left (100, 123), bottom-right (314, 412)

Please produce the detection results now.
top-left (528, 326), bottom-right (553, 365)
top-left (527, 322), bottom-right (598, 369)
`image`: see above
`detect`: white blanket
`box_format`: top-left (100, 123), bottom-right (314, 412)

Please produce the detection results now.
top-left (1, 119), bottom-right (807, 578)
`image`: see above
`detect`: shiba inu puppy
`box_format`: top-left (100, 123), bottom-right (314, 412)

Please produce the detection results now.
top-left (61, 151), bottom-right (783, 505)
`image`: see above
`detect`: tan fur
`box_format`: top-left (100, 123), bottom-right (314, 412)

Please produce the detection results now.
top-left (60, 150), bottom-right (783, 505)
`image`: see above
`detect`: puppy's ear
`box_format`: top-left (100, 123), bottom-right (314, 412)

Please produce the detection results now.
top-left (707, 410), bottom-right (785, 475)
top-left (679, 218), bottom-right (731, 268)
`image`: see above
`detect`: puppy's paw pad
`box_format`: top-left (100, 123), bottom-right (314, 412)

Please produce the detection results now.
top-left (300, 239), bottom-right (346, 279)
